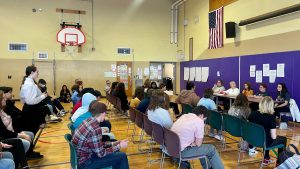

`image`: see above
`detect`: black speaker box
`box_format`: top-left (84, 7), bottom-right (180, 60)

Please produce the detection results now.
top-left (225, 22), bottom-right (236, 38)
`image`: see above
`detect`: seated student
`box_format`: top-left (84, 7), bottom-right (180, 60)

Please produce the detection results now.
top-left (274, 83), bottom-right (291, 121)
top-left (59, 85), bottom-right (71, 103)
top-left (2, 139), bottom-right (29, 169)
top-left (0, 147), bottom-right (14, 169)
top-left (0, 87), bottom-right (22, 132)
top-left (242, 82), bottom-right (254, 97)
top-left (249, 83), bottom-right (270, 111)
top-left (248, 97), bottom-right (287, 166)
top-left (105, 80), bottom-right (111, 93)
top-left (143, 79), bottom-right (150, 93)
top-left (175, 81), bottom-right (200, 107)
top-left (212, 80), bottom-right (225, 93)
top-left (71, 88), bottom-right (95, 114)
top-left (73, 101), bottom-right (113, 141)
top-left (147, 90), bottom-right (173, 129)
top-left (38, 79), bottom-right (67, 117)
top-left (228, 94), bottom-right (251, 120)
top-left (197, 89), bottom-right (223, 140)
top-left (110, 82), bottom-right (119, 96)
top-left (197, 88), bottom-right (217, 110)
top-left (161, 82), bottom-right (179, 115)
top-left (72, 101), bottom-right (129, 169)
top-left (171, 106), bottom-right (224, 169)
top-left (114, 83), bottom-right (129, 111)
top-left (73, 100), bottom-right (112, 131)
top-left (150, 81), bottom-right (158, 89)
top-left (0, 91), bottom-right (40, 159)
top-left (253, 83), bottom-right (269, 98)
top-left (136, 89), bottom-right (154, 114)
top-left (130, 87), bottom-right (144, 108)
top-left (71, 84), bottom-right (83, 106)
top-left (71, 93), bottom-right (97, 122)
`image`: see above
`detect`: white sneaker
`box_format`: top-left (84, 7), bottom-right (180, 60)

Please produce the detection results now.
top-left (214, 135), bottom-right (224, 141)
top-left (50, 115), bottom-right (60, 121)
top-left (248, 147), bottom-right (258, 157)
top-left (58, 110), bottom-right (66, 117)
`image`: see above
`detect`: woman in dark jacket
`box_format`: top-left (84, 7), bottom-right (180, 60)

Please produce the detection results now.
top-left (59, 85), bottom-right (71, 103)
top-left (114, 82), bottom-right (129, 111)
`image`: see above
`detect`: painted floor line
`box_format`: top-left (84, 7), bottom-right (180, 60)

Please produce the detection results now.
top-left (30, 161), bottom-right (70, 168)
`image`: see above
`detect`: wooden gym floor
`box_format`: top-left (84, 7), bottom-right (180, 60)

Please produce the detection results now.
top-left (14, 100), bottom-right (300, 169)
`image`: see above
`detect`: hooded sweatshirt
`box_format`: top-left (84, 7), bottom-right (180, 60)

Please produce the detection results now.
top-left (71, 93), bottom-right (96, 122)
top-left (175, 90), bottom-right (200, 107)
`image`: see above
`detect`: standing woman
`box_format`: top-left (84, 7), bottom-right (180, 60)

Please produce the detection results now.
top-left (20, 65), bottom-right (48, 135)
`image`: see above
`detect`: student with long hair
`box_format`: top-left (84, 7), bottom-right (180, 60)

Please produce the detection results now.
top-left (19, 65), bottom-right (46, 158)
top-left (228, 94), bottom-right (251, 120)
top-left (242, 82), bottom-right (253, 97)
top-left (59, 85), bottom-right (71, 103)
top-left (248, 97), bottom-right (287, 166)
top-left (110, 82), bottom-right (119, 95)
top-left (114, 83), bottom-right (129, 111)
top-left (274, 83), bottom-right (290, 117)
top-left (130, 87), bottom-right (144, 108)
top-left (147, 90), bottom-right (173, 129)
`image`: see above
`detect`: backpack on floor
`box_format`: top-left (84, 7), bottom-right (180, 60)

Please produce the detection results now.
top-left (278, 144), bottom-right (300, 165)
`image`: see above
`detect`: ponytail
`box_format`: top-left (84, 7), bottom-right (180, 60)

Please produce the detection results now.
top-left (22, 65), bottom-right (37, 85)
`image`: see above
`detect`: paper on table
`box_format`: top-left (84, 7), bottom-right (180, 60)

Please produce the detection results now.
top-left (184, 67), bottom-right (189, 81)
top-left (189, 67), bottom-right (196, 81)
top-left (250, 71), bottom-right (255, 77)
top-left (277, 63), bottom-right (285, 77)
top-left (269, 70), bottom-right (277, 83)
top-left (263, 64), bottom-right (270, 76)
top-left (256, 70), bottom-right (262, 83)
top-left (250, 65), bottom-right (256, 72)
top-left (195, 67), bottom-right (202, 82)
top-left (201, 67), bottom-right (209, 82)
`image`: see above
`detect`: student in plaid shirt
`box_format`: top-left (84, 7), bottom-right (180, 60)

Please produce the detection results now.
top-left (72, 102), bottom-right (129, 169)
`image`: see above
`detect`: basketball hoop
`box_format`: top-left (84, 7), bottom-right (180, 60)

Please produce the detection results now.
top-left (57, 26), bottom-right (85, 52)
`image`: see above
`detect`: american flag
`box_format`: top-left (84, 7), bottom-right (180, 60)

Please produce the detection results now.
top-left (209, 7), bottom-right (224, 49)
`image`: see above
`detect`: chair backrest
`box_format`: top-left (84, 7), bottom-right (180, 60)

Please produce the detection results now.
top-left (164, 128), bottom-right (181, 159)
top-left (143, 114), bottom-right (153, 136)
top-left (223, 114), bottom-right (242, 137)
top-left (135, 109), bottom-right (144, 129)
top-left (111, 96), bottom-right (117, 107)
top-left (67, 123), bottom-right (75, 133)
top-left (181, 104), bottom-right (193, 114)
top-left (241, 120), bottom-right (266, 148)
top-left (129, 107), bottom-right (136, 123)
top-left (208, 110), bottom-right (223, 130)
top-left (64, 134), bottom-right (78, 169)
top-left (152, 121), bottom-right (164, 145)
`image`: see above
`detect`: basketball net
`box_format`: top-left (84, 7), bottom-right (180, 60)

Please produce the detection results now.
top-left (65, 42), bottom-right (77, 55)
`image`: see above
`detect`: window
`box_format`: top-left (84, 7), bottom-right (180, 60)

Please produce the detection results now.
top-left (117, 48), bottom-right (131, 55)
top-left (8, 43), bottom-right (27, 51)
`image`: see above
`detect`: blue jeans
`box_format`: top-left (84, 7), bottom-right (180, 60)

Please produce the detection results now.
top-left (0, 152), bottom-right (15, 169)
top-left (181, 144), bottom-right (224, 169)
top-left (17, 131), bottom-right (35, 153)
top-left (79, 152), bottom-right (129, 169)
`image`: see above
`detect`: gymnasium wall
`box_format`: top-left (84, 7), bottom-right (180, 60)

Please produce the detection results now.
top-left (0, 0), bottom-right (177, 61)
top-left (177, 0), bottom-right (300, 60)
top-left (180, 50), bottom-right (300, 105)
top-left (0, 0), bottom-right (180, 97)
top-left (0, 59), bottom-right (149, 99)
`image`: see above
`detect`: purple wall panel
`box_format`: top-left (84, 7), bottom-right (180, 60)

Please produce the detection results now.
top-left (180, 57), bottom-right (239, 97)
top-left (240, 51), bottom-right (295, 101)
top-left (180, 50), bottom-right (300, 105)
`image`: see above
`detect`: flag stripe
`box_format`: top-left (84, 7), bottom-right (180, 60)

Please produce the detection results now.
top-left (209, 7), bottom-right (223, 49)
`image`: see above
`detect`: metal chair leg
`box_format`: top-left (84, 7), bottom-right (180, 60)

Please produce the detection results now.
top-left (177, 159), bottom-right (181, 169)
